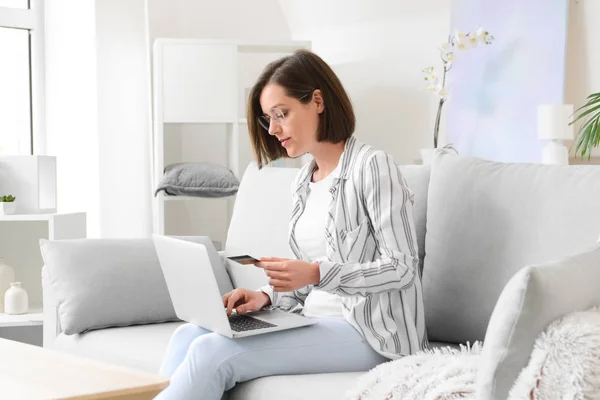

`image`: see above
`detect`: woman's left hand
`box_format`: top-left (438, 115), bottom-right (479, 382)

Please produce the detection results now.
top-left (256, 257), bottom-right (320, 292)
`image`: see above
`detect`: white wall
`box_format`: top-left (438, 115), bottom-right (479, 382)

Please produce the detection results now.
top-left (278, 0), bottom-right (451, 164)
top-left (565, 0), bottom-right (600, 159)
top-left (147, 0), bottom-right (291, 42)
top-left (45, 0), bottom-right (100, 237)
top-left (280, 0), bottom-right (600, 164)
top-left (46, 0), bottom-right (152, 238)
top-left (95, 0), bottom-right (153, 237)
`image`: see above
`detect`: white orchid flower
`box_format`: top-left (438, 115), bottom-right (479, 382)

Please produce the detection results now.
top-left (427, 79), bottom-right (440, 92)
top-left (423, 26), bottom-right (494, 98)
top-left (473, 26), bottom-right (488, 43)
top-left (468, 35), bottom-right (479, 47)
top-left (454, 30), bottom-right (466, 45)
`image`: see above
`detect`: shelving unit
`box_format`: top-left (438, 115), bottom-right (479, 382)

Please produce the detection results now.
top-left (0, 307), bottom-right (43, 328)
top-left (151, 39), bottom-right (311, 243)
top-left (0, 212), bottom-right (86, 346)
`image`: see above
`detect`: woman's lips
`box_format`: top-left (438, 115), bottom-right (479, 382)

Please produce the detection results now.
top-left (280, 138), bottom-right (291, 147)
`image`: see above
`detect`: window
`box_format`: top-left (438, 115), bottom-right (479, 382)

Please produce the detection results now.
top-left (0, 27), bottom-right (30, 154)
top-left (0, 0), bottom-right (45, 155)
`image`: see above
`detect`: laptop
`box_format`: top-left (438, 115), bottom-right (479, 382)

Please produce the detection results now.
top-left (152, 234), bottom-right (316, 339)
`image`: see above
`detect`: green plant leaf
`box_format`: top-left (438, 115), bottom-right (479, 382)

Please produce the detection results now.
top-left (586, 119), bottom-right (600, 159)
top-left (575, 125), bottom-right (590, 158)
top-left (571, 102), bottom-right (600, 125)
top-left (575, 112), bottom-right (600, 135)
top-left (575, 117), bottom-right (600, 159)
top-left (571, 91), bottom-right (600, 159)
top-left (572, 95), bottom-right (600, 114)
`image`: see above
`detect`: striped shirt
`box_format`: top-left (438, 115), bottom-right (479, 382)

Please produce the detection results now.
top-left (260, 136), bottom-right (427, 359)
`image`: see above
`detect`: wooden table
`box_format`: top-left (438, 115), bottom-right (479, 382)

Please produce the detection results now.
top-left (0, 338), bottom-right (169, 399)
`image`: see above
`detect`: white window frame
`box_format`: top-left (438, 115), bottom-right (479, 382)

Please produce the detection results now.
top-left (0, 0), bottom-right (46, 155)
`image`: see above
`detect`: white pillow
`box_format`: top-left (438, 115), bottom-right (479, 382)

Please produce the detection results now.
top-left (477, 244), bottom-right (600, 400)
top-left (225, 162), bottom-right (298, 259)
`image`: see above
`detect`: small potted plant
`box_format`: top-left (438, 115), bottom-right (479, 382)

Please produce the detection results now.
top-left (0, 195), bottom-right (17, 216)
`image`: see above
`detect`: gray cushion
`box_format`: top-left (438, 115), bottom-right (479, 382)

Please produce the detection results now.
top-left (477, 244), bottom-right (600, 400)
top-left (399, 164), bottom-right (431, 277)
top-left (40, 236), bottom-right (224, 335)
top-left (155, 162), bottom-right (239, 197)
top-left (40, 238), bottom-right (179, 335)
top-left (423, 152), bottom-right (600, 344)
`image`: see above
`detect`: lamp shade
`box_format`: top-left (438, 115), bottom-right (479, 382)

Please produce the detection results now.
top-left (537, 104), bottom-right (574, 140)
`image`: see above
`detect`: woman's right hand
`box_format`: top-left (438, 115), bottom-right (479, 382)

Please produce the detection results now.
top-left (222, 288), bottom-right (271, 317)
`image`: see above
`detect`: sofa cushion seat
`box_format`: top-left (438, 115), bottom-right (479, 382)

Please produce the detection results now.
top-left (52, 321), bottom-right (186, 373)
top-left (227, 372), bottom-right (365, 400)
top-left (228, 341), bottom-right (459, 399)
top-left (52, 318), bottom-right (459, 399)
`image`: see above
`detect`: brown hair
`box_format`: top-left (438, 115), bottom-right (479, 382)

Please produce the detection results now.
top-left (247, 50), bottom-right (355, 168)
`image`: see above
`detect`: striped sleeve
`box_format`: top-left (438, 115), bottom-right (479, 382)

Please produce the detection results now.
top-left (258, 284), bottom-right (312, 314)
top-left (316, 151), bottom-right (419, 296)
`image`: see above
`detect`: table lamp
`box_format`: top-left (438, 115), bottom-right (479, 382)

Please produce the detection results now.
top-left (537, 104), bottom-right (574, 165)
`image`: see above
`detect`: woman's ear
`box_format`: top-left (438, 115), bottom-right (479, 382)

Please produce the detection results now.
top-left (312, 89), bottom-right (325, 114)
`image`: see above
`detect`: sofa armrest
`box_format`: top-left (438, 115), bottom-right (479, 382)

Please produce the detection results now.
top-left (42, 265), bottom-right (62, 348)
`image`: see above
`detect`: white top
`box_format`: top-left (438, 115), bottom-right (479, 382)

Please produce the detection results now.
top-left (294, 166), bottom-right (344, 318)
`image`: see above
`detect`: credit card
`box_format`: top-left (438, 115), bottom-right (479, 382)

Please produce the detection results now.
top-left (227, 255), bottom-right (260, 265)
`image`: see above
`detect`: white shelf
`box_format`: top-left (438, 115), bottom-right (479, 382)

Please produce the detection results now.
top-left (0, 307), bottom-right (43, 328)
top-left (152, 38), bottom-right (311, 239)
top-left (0, 212), bottom-right (84, 222)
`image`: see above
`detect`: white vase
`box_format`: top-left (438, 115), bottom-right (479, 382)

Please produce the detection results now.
top-left (0, 202), bottom-right (16, 216)
top-left (4, 282), bottom-right (28, 315)
top-left (0, 258), bottom-right (15, 312)
top-left (420, 148), bottom-right (436, 165)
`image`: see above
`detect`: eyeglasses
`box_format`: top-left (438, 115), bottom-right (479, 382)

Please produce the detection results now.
top-left (257, 92), bottom-right (313, 132)
top-left (258, 108), bottom-right (286, 132)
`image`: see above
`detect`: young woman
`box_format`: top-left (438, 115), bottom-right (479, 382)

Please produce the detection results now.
top-left (157, 50), bottom-right (426, 400)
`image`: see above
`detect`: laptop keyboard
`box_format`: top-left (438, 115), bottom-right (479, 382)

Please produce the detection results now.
top-left (228, 314), bottom-right (277, 332)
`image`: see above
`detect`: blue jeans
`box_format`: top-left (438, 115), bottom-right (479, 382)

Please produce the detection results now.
top-left (156, 317), bottom-right (388, 400)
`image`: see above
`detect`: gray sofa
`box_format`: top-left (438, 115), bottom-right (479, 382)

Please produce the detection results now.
top-left (41, 152), bottom-right (600, 399)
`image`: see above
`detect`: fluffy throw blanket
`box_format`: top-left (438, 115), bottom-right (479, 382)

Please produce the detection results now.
top-left (346, 307), bottom-right (600, 400)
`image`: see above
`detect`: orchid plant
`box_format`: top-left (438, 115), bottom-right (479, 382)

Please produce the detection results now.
top-left (423, 27), bottom-right (494, 148)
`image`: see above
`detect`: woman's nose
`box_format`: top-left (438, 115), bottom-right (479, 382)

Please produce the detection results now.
top-left (268, 120), bottom-right (281, 136)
